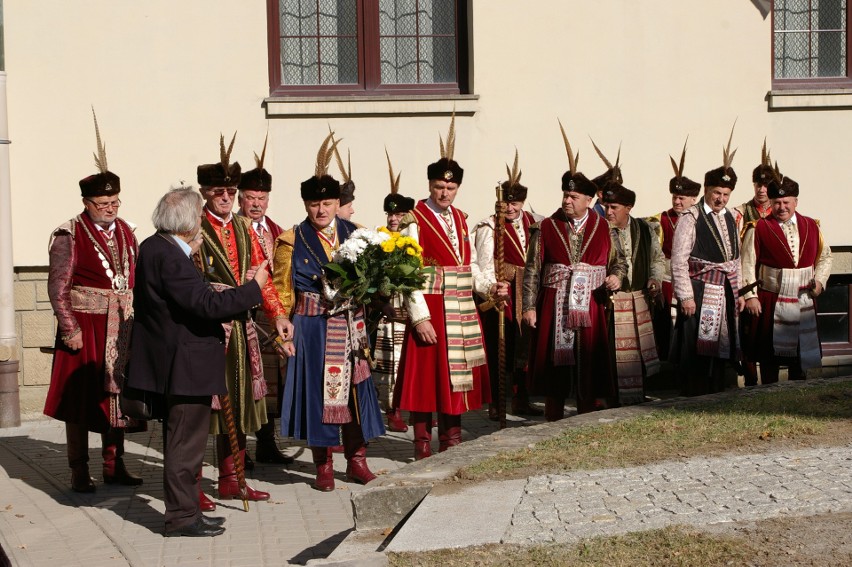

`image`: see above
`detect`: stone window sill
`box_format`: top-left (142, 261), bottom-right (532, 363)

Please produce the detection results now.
top-left (263, 94), bottom-right (479, 118)
top-left (767, 89), bottom-right (852, 110)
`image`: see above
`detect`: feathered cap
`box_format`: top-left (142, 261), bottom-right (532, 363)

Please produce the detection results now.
top-left (752, 138), bottom-right (774, 185)
top-left (669, 137), bottom-right (701, 197)
top-left (704, 122), bottom-right (738, 190)
top-left (590, 138), bottom-right (623, 191)
top-left (426, 111), bottom-right (464, 184)
top-left (330, 132), bottom-right (356, 205)
top-left (300, 132), bottom-right (341, 201)
top-left (500, 149), bottom-right (528, 202)
top-left (79, 107), bottom-right (121, 197)
top-left (197, 132), bottom-right (242, 187)
top-left (558, 119), bottom-right (597, 197)
top-left (767, 163), bottom-right (799, 198)
top-left (238, 133), bottom-right (272, 192)
top-left (383, 148), bottom-right (415, 213)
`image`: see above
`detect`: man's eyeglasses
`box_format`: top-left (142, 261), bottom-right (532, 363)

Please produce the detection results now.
top-left (85, 198), bottom-right (121, 211)
top-left (207, 188), bottom-right (237, 197)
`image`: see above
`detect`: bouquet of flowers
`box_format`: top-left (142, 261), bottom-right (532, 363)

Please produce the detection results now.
top-left (323, 227), bottom-right (426, 306)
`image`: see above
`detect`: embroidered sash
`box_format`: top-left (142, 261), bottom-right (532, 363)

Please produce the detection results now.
top-left (295, 292), bottom-right (370, 424)
top-left (612, 290), bottom-right (660, 404)
top-left (542, 262), bottom-right (606, 366)
top-left (688, 257), bottom-right (739, 357)
top-left (421, 265), bottom-right (487, 392)
top-left (760, 265), bottom-right (821, 370)
top-left (208, 282), bottom-right (266, 410)
top-left (70, 285), bottom-right (136, 428)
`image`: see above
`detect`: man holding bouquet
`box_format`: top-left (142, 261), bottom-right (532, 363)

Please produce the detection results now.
top-left (273, 133), bottom-right (384, 491)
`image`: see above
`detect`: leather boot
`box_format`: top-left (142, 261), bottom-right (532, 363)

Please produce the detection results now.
top-left (544, 396), bottom-right (565, 422)
top-left (216, 435), bottom-right (269, 501)
top-left (511, 383), bottom-right (543, 416)
top-left (197, 471), bottom-right (216, 511)
top-left (342, 424), bottom-right (376, 485)
top-left (255, 420), bottom-right (294, 464)
top-left (311, 447), bottom-right (335, 492)
top-left (67, 424), bottom-right (95, 493)
top-left (102, 434), bottom-right (143, 486)
top-left (386, 408), bottom-right (409, 433)
top-left (438, 413), bottom-right (462, 452)
top-left (411, 412), bottom-right (432, 460)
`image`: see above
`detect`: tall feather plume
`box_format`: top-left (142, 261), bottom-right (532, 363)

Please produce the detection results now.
top-left (505, 148), bottom-right (522, 187)
top-left (722, 119), bottom-right (737, 170)
top-left (558, 119), bottom-right (578, 176)
top-left (772, 160), bottom-right (784, 186)
top-left (385, 147), bottom-right (401, 195)
top-left (220, 131), bottom-right (237, 172)
top-left (253, 131), bottom-right (269, 170)
top-left (327, 126), bottom-right (352, 184)
top-left (589, 137), bottom-right (613, 170)
top-left (315, 131), bottom-right (340, 178)
top-left (670, 136), bottom-right (688, 177)
top-left (91, 106), bottom-right (108, 174)
top-left (439, 110), bottom-right (456, 161)
top-left (761, 137), bottom-right (769, 168)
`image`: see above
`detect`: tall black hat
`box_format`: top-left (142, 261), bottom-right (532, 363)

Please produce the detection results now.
top-left (238, 133), bottom-right (272, 192)
top-left (500, 148), bottom-right (528, 202)
top-left (383, 149), bottom-right (415, 213)
top-left (752, 138), bottom-right (774, 186)
top-left (426, 112), bottom-right (464, 184)
top-left (669, 137), bottom-right (701, 197)
top-left (590, 138), bottom-right (623, 190)
top-left (704, 122), bottom-right (738, 190)
top-left (330, 131), bottom-right (356, 205)
top-left (300, 132), bottom-right (341, 200)
top-left (558, 119), bottom-right (598, 197)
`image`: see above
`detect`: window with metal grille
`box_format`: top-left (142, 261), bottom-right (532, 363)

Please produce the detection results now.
top-left (267, 0), bottom-right (468, 96)
top-left (773, 0), bottom-right (851, 87)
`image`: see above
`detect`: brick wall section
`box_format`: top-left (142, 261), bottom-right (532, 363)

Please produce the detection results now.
top-left (13, 268), bottom-right (55, 389)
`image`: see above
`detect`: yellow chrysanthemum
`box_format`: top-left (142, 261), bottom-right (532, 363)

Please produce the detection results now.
top-left (381, 241), bottom-right (396, 253)
top-left (405, 247), bottom-right (417, 256)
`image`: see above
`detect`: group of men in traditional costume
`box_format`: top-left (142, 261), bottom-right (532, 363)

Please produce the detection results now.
top-left (44, 110), bottom-right (834, 537)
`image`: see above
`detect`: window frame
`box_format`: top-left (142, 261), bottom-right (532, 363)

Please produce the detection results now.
top-left (819, 280), bottom-right (852, 356)
top-left (771, 0), bottom-right (852, 90)
top-left (267, 0), bottom-right (469, 97)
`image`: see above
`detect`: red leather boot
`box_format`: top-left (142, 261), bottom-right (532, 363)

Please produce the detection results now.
top-left (311, 447), bottom-right (335, 492)
top-left (343, 424), bottom-right (376, 484)
top-left (411, 412), bottom-right (433, 460)
top-left (216, 435), bottom-right (269, 501)
top-left (102, 433), bottom-right (143, 486)
top-left (197, 471), bottom-right (216, 511)
top-left (386, 408), bottom-right (409, 433)
top-left (438, 413), bottom-right (462, 452)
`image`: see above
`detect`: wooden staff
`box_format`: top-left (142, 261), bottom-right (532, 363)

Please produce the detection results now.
top-left (220, 393), bottom-right (249, 512)
top-left (493, 184), bottom-right (508, 429)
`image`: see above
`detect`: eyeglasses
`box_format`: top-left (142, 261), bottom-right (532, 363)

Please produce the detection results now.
top-left (207, 188), bottom-right (237, 197)
top-left (85, 198), bottom-right (121, 211)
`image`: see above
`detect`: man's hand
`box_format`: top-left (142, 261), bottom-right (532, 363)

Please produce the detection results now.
top-left (64, 333), bottom-right (83, 351)
top-left (189, 232), bottom-right (204, 255)
top-left (745, 297), bottom-right (761, 316)
top-left (275, 315), bottom-right (294, 341)
top-left (281, 341), bottom-right (296, 357)
top-left (737, 296), bottom-right (746, 313)
top-left (414, 320), bottom-right (438, 345)
top-left (812, 281), bottom-right (824, 297)
top-left (605, 275), bottom-right (621, 292)
top-left (491, 281), bottom-right (510, 300)
top-left (252, 260), bottom-right (270, 288)
top-left (680, 298), bottom-right (696, 317)
top-left (647, 279), bottom-right (661, 297)
top-left (522, 309), bottom-right (537, 329)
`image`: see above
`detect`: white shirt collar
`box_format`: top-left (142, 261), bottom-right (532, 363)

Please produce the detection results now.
top-left (205, 207), bottom-right (233, 225)
top-left (425, 198), bottom-right (451, 217)
top-left (571, 210), bottom-right (589, 227)
top-left (252, 216), bottom-right (269, 232)
top-left (702, 200), bottom-right (728, 216)
top-left (94, 221), bottom-right (116, 232)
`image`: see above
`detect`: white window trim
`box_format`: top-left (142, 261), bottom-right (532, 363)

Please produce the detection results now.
top-left (263, 94), bottom-right (479, 118)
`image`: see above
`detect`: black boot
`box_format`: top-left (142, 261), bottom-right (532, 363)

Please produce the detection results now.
top-left (255, 420), bottom-right (294, 464)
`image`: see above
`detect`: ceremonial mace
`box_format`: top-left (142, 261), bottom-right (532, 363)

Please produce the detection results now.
top-left (221, 393), bottom-right (250, 512)
top-left (493, 183), bottom-right (509, 429)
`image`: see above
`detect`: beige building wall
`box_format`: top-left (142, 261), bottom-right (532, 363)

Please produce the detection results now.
top-left (4, 1), bottom-right (852, 402)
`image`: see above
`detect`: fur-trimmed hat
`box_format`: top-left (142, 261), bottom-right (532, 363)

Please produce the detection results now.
top-left (383, 149), bottom-right (415, 213)
top-left (668, 137), bottom-right (701, 197)
top-left (427, 112), bottom-right (464, 184)
top-left (600, 183), bottom-right (636, 207)
top-left (500, 149), bottom-right (528, 202)
top-left (768, 170), bottom-right (799, 199)
top-left (704, 122), bottom-right (738, 190)
top-left (238, 133), bottom-right (272, 191)
top-left (330, 132), bottom-right (356, 204)
top-left (198, 132), bottom-right (241, 187)
top-left (590, 138), bottom-right (623, 192)
top-left (339, 181), bottom-right (356, 205)
top-left (752, 139), bottom-right (774, 185)
top-left (301, 132), bottom-right (341, 201)
top-left (80, 108), bottom-right (121, 197)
